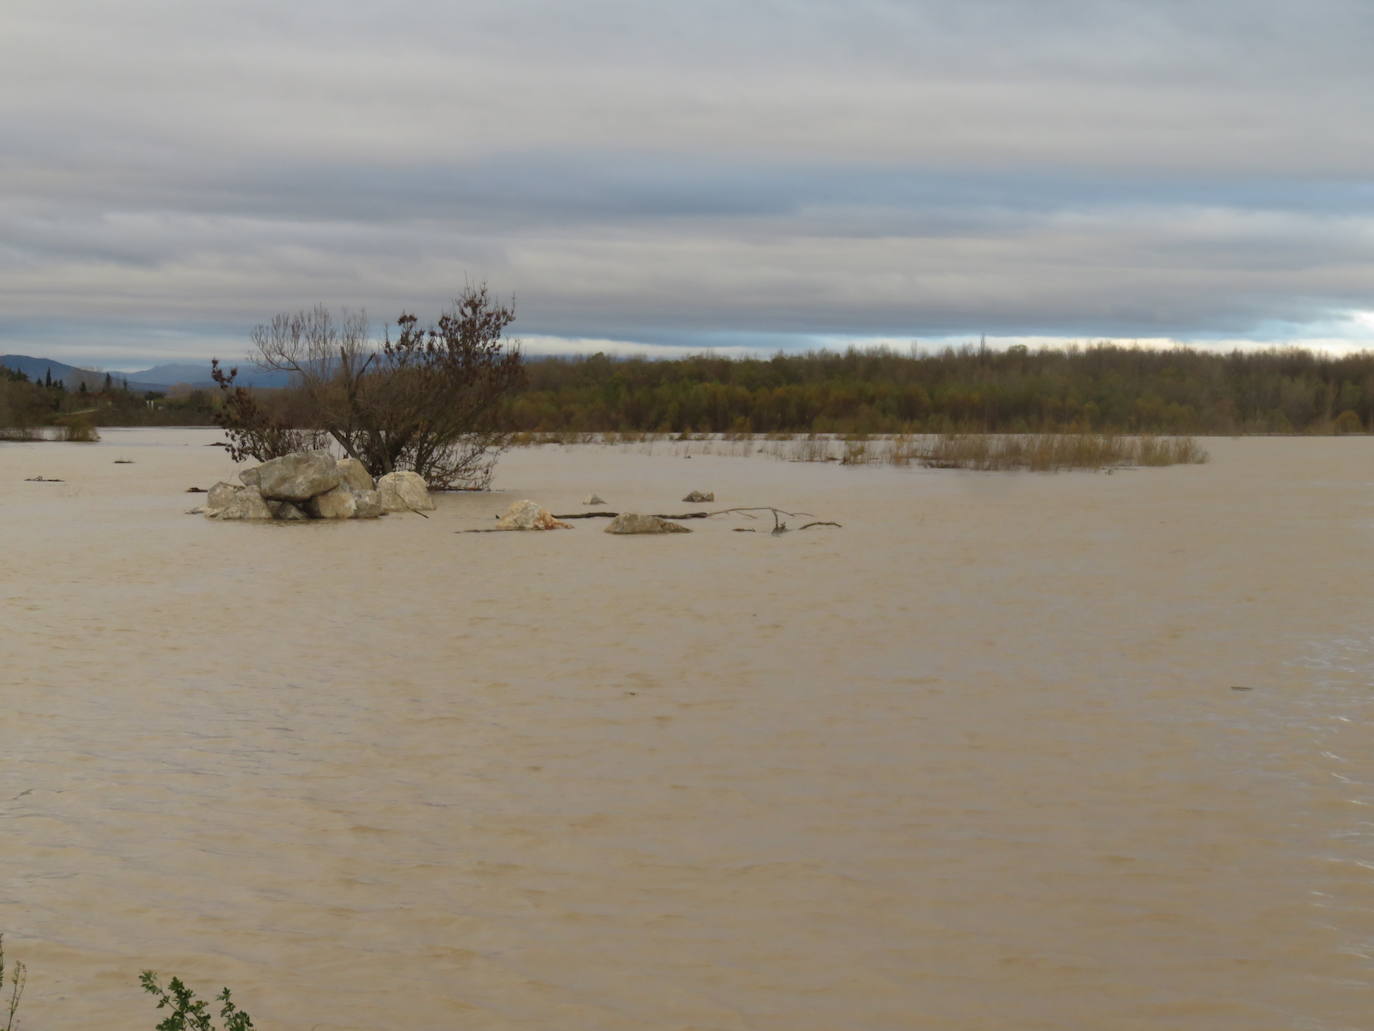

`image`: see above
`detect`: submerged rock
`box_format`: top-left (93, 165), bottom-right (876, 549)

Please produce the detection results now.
top-left (206, 480), bottom-right (243, 512)
top-left (351, 489), bottom-right (384, 519)
top-left (206, 483), bottom-right (274, 520)
top-left (682, 490), bottom-right (714, 503)
top-left (605, 513), bottom-right (692, 535)
top-left (497, 499), bottom-right (571, 530)
top-left (583, 493), bottom-right (607, 506)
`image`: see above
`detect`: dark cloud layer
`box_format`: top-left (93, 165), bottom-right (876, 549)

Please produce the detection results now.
top-left (4, 0), bottom-right (1374, 364)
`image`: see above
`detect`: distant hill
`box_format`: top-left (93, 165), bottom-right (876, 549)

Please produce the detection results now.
top-left (0, 354), bottom-right (168, 393)
top-left (0, 355), bottom-right (296, 392)
top-left (121, 361), bottom-right (296, 389)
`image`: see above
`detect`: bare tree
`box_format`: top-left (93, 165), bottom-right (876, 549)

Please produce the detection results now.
top-left (213, 285), bottom-right (524, 488)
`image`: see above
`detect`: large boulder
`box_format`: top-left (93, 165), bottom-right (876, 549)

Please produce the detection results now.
top-left (305, 485), bottom-right (358, 520)
top-left (377, 471), bottom-right (435, 512)
top-left (351, 489), bottom-right (384, 519)
top-left (605, 513), bottom-right (692, 534)
top-left (251, 451), bottom-right (341, 502)
top-left (496, 499), bottom-right (571, 530)
top-left (206, 484), bottom-right (274, 521)
top-left (336, 457), bottom-right (375, 492)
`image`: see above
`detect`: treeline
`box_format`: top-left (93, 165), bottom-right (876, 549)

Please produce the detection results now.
top-left (9, 342), bottom-right (1374, 436)
top-left (506, 344), bottom-right (1374, 434)
top-left (0, 366), bottom-right (216, 429)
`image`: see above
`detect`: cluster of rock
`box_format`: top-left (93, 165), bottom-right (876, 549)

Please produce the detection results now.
top-left (491, 498), bottom-right (691, 534)
top-left (682, 489), bottom-right (714, 503)
top-left (199, 451), bottom-right (436, 521)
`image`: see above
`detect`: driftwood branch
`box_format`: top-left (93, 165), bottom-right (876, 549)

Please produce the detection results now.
top-left (548, 505), bottom-right (842, 534)
top-left (551, 506), bottom-right (826, 523)
top-left (552, 510), bottom-right (706, 520)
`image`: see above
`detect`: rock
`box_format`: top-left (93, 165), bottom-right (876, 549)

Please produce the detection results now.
top-left (377, 470), bottom-right (435, 512)
top-left (351, 489), bottom-right (384, 519)
top-left (250, 451), bottom-right (341, 501)
top-left (583, 493), bottom-right (607, 506)
top-left (496, 499), bottom-right (572, 530)
top-left (267, 499), bottom-right (310, 521)
top-left (605, 513), bottom-right (692, 534)
top-left (336, 457), bottom-right (374, 492)
top-left (206, 480), bottom-right (244, 513)
top-left (305, 485), bottom-right (358, 520)
top-left (682, 490), bottom-right (714, 503)
top-left (208, 485), bottom-right (273, 520)
top-left (238, 466), bottom-right (260, 487)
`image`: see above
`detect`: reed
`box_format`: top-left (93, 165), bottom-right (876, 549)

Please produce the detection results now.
top-left (920, 432), bottom-right (1208, 471)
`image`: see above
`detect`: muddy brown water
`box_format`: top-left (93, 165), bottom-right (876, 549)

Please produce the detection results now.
top-left (2, 430), bottom-right (1371, 1030)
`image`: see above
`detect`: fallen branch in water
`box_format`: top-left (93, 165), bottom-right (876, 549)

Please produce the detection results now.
top-left (552, 510), bottom-right (705, 520)
top-left (550, 506), bottom-right (842, 533)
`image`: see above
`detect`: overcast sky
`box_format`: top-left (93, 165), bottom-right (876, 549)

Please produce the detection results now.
top-left (5, 0), bottom-right (1374, 369)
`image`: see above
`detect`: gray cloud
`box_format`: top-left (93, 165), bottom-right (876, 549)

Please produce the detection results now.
top-left (4, 0), bottom-right (1374, 364)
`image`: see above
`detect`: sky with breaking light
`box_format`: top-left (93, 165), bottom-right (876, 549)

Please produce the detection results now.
top-left (5, 0), bottom-right (1374, 370)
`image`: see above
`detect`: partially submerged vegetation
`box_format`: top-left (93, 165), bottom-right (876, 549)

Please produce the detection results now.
top-left (509, 430), bottom-right (1209, 471)
top-left (509, 343), bottom-right (1374, 435)
top-left (212, 284), bottom-right (523, 489)
top-left (917, 432), bottom-right (1208, 471)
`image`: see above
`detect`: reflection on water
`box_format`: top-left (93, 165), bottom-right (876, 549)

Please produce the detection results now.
top-left (2, 430), bottom-right (1372, 1030)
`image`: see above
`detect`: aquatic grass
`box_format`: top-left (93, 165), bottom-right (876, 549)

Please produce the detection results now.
top-left (921, 432), bottom-right (1208, 471)
top-left (59, 416), bottom-right (100, 442)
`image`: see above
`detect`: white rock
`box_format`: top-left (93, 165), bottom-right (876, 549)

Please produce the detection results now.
top-left (205, 480), bottom-right (243, 514)
top-left (583, 493), bottom-right (607, 506)
top-left (305, 485), bottom-right (358, 519)
top-left (208, 485), bottom-right (274, 520)
top-left (496, 499), bottom-right (571, 530)
top-left (351, 489), bottom-right (384, 519)
top-left (377, 470), bottom-right (435, 512)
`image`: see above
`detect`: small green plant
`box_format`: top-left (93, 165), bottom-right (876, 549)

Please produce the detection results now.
top-left (0, 934), bottom-right (26, 1031)
top-left (139, 972), bottom-right (254, 1031)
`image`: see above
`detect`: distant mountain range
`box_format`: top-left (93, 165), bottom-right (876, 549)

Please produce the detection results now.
top-left (0, 354), bottom-right (294, 392)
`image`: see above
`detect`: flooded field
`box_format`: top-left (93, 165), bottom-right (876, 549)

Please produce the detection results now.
top-left (2, 430), bottom-right (1372, 1030)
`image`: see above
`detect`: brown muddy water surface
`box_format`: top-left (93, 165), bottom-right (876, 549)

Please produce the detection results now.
top-left (2, 430), bottom-right (1372, 1030)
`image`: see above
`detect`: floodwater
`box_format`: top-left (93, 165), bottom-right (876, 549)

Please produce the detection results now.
top-left (2, 429), bottom-right (1372, 1030)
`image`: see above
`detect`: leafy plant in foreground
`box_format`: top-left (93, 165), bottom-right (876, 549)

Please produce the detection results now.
top-left (139, 972), bottom-right (254, 1031)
